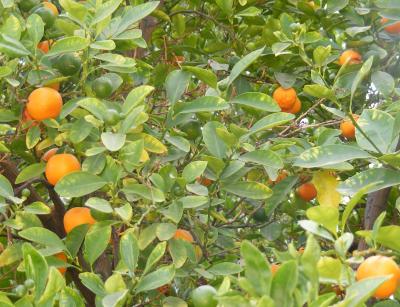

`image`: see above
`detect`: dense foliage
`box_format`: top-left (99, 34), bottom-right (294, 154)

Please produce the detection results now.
top-left (0, 0), bottom-right (400, 306)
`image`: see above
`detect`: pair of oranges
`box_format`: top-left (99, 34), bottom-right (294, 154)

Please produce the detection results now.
top-left (273, 87), bottom-right (302, 114)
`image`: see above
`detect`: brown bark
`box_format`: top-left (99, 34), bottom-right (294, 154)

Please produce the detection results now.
top-left (135, 0), bottom-right (165, 59)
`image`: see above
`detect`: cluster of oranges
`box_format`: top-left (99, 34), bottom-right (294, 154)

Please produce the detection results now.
top-left (273, 86), bottom-right (301, 114)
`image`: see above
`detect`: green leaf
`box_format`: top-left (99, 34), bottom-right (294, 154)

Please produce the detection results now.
top-left (123, 85), bottom-right (154, 114)
top-left (227, 47), bottom-right (264, 87)
top-left (78, 98), bottom-right (108, 120)
top-left (55, 172), bottom-right (107, 197)
top-left (168, 239), bottom-right (187, 268)
top-left (306, 206), bottom-right (339, 235)
top-left (23, 243), bottom-right (48, 300)
top-left (338, 168), bottom-right (400, 196)
top-left (357, 225), bottom-right (400, 252)
top-left (25, 202), bottom-right (51, 215)
top-left (65, 224), bottom-right (89, 258)
top-left (165, 135), bottom-right (190, 152)
top-left (244, 113), bottom-right (295, 137)
top-left (294, 144), bottom-right (371, 168)
top-left (182, 66), bottom-right (218, 88)
top-left (101, 132), bottom-right (126, 152)
top-left (0, 34), bottom-right (31, 58)
top-left (231, 92), bottom-right (280, 112)
top-left (350, 56), bottom-right (373, 105)
top-left (326, 0), bottom-right (349, 13)
top-left (135, 265), bottom-right (175, 293)
top-left (0, 243), bottom-right (22, 267)
top-left (313, 45), bottom-right (331, 67)
top-left (165, 70), bottom-right (191, 104)
top-left (342, 277), bottom-right (389, 306)
top-left (156, 223), bottom-right (177, 241)
top-left (174, 96), bottom-right (228, 115)
top-left (15, 163), bottom-right (45, 184)
top-left (303, 84), bottom-right (334, 99)
top-left (120, 232), bottom-right (139, 273)
top-left (91, 0), bottom-right (123, 26)
top-left (222, 181), bottom-right (272, 200)
top-left (202, 121), bottom-right (228, 159)
top-left (139, 224), bottom-right (158, 250)
top-left (84, 223), bottom-right (111, 266)
top-left (59, 0), bottom-right (88, 21)
top-left (79, 272), bottom-right (106, 296)
top-left (241, 241), bottom-right (272, 296)
top-left (37, 267), bottom-right (65, 306)
top-left (0, 174), bottom-right (21, 203)
top-left (143, 242), bottom-right (167, 275)
top-left (122, 183), bottom-right (165, 202)
top-left (59, 287), bottom-right (86, 307)
top-left (208, 262), bottom-right (243, 275)
top-left (26, 14), bottom-right (44, 47)
top-left (356, 109), bottom-right (395, 154)
top-left (69, 117), bottom-right (93, 144)
top-left (47, 36), bottom-right (90, 56)
top-left (19, 227), bottom-right (64, 250)
top-left (119, 140), bottom-right (144, 171)
top-left (216, 0), bottom-right (233, 16)
top-left (239, 150), bottom-right (283, 169)
top-left (102, 291), bottom-right (128, 307)
top-left (85, 197), bottom-right (113, 213)
top-left (178, 196), bottom-right (209, 208)
top-left (26, 125), bottom-right (41, 149)
top-left (298, 220), bottom-right (334, 241)
top-left (271, 261), bottom-right (298, 306)
top-left (182, 161), bottom-right (208, 182)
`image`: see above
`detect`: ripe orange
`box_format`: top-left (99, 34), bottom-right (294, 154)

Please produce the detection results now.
top-left (26, 87), bottom-right (62, 120)
top-left (37, 40), bottom-right (53, 54)
top-left (63, 207), bottom-right (96, 234)
top-left (45, 153), bottom-right (80, 185)
top-left (381, 18), bottom-right (400, 34)
top-left (273, 87), bottom-right (297, 110)
top-left (55, 252), bottom-right (67, 274)
top-left (268, 170), bottom-right (288, 185)
top-left (297, 182), bottom-right (317, 201)
top-left (356, 255), bottom-right (399, 299)
top-left (43, 1), bottom-right (58, 15)
top-left (196, 177), bottom-right (213, 187)
top-left (41, 148), bottom-right (58, 162)
top-left (339, 50), bottom-right (362, 66)
top-left (340, 114), bottom-right (359, 139)
top-left (174, 229), bottom-right (194, 243)
top-left (21, 108), bottom-right (38, 130)
top-left (271, 263), bottom-right (280, 275)
top-left (284, 97), bottom-right (302, 114)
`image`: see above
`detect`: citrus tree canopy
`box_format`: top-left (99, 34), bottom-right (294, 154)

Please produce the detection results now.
top-left (1, 0), bottom-right (400, 306)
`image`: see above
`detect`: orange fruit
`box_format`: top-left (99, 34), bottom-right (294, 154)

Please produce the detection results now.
top-left (297, 182), bottom-right (317, 201)
top-left (381, 18), bottom-right (400, 34)
top-left (37, 40), bottom-right (53, 54)
top-left (174, 229), bottom-right (194, 243)
top-left (196, 177), bottom-right (213, 187)
top-left (340, 114), bottom-right (359, 139)
top-left (43, 1), bottom-right (58, 15)
top-left (157, 284), bottom-right (170, 295)
top-left (55, 252), bottom-right (67, 274)
top-left (45, 153), bottom-right (80, 185)
top-left (271, 263), bottom-right (280, 275)
top-left (339, 50), bottom-right (362, 66)
top-left (21, 108), bottom-right (38, 130)
top-left (298, 247), bottom-right (305, 254)
top-left (356, 255), bottom-right (399, 299)
top-left (273, 87), bottom-right (297, 110)
top-left (63, 207), bottom-right (96, 234)
top-left (41, 148), bottom-right (58, 162)
top-left (26, 87), bottom-right (62, 120)
top-left (283, 97), bottom-right (302, 114)
top-left (268, 170), bottom-right (288, 185)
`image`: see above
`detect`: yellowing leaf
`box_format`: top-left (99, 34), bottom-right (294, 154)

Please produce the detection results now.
top-left (312, 171), bottom-right (341, 207)
top-left (142, 133), bottom-right (167, 154)
top-left (140, 149), bottom-right (149, 162)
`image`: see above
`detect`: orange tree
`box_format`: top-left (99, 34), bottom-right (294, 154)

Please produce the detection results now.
top-left (0, 0), bottom-right (400, 306)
